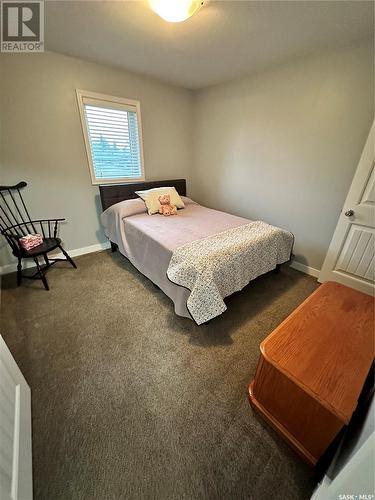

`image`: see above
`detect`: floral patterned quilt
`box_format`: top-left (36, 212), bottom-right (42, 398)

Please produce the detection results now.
top-left (167, 221), bottom-right (294, 325)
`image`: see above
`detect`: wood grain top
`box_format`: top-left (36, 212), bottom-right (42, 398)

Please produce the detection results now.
top-left (261, 282), bottom-right (374, 423)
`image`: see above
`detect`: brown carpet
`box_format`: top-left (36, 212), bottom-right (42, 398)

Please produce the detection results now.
top-left (1, 250), bottom-right (319, 500)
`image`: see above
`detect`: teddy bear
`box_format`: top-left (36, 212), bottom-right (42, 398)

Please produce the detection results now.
top-left (158, 194), bottom-right (177, 216)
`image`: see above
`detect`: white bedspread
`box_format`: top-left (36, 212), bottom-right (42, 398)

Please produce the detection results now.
top-left (167, 221), bottom-right (294, 324)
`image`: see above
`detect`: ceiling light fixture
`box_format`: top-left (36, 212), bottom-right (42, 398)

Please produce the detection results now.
top-left (148, 0), bottom-right (204, 23)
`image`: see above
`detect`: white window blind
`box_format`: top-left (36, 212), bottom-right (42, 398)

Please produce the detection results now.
top-left (76, 90), bottom-right (144, 184)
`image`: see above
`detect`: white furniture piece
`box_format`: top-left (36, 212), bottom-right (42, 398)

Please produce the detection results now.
top-left (0, 335), bottom-right (32, 500)
top-left (312, 400), bottom-right (374, 500)
top-left (319, 121), bottom-right (375, 295)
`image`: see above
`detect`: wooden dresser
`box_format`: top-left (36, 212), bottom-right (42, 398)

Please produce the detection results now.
top-left (248, 281), bottom-right (374, 465)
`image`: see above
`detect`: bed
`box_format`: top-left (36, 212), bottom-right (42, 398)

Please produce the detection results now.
top-left (99, 179), bottom-right (294, 324)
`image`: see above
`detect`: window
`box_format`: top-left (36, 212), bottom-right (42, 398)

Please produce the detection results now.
top-left (76, 90), bottom-right (145, 184)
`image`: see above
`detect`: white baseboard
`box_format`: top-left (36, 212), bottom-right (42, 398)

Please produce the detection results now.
top-left (59, 241), bottom-right (111, 259)
top-left (0, 241), bottom-right (111, 276)
top-left (1, 242), bottom-right (320, 279)
top-left (289, 260), bottom-right (320, 278)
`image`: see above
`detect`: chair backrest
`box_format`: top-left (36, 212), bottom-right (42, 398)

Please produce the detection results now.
top-left (0, 182), bottom-right (37, 251)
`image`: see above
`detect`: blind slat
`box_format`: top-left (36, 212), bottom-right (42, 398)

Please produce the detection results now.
top-left (84, 101), bottom-right (137, 113)
top-left (85, 115), bottom-right (130, 125)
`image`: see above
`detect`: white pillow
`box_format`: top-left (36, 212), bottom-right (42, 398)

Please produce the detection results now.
top-left (135, 186), bottom-right (185, 215)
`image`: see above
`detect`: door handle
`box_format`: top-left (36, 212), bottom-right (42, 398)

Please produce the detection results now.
top-left (344, 209), bottom-right (354, 217)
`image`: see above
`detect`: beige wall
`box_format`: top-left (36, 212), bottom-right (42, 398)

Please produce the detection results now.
top-left (1, 41), bottom-right (374, 271)
top-left (191, 40), bottom-right (374, 270)
top-left (0, 51), bottom-right (193, 265)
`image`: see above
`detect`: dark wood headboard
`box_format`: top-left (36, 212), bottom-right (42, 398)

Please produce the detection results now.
top-left (99, 179), bottom-right (187, 211)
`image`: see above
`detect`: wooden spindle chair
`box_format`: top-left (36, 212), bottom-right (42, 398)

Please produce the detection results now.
top-left (0, 181), bottom-right (77, 290)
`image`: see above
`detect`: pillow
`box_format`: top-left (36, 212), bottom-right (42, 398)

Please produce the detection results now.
top-left (135, 186), bottom-right (185, 215)
top-left (181, 196), bottom-right (197, 206)
top-left (101, 198), bottom-right (147, 220)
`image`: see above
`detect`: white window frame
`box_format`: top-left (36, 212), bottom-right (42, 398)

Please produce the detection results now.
top-left (76, 89), bottom-right (145, 185)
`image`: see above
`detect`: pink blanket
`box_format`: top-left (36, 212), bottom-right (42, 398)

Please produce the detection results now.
top-left (101, 198), bottom-right (292, 321)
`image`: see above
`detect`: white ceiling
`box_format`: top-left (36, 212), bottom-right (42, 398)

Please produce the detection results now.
top-left (45, 0), bottom-right (374, 90)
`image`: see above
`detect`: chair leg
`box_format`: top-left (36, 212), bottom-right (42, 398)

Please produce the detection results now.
top-left (58, 245), bottom-right (77, 269)
top-left (34, 257), bottom-right (49, 291)
top-left (110, 241), bottom-right (117, 253)
top-left (17, 257), bottom-right (22, 287)
top-left (43, 253), bottom-right (50, 267)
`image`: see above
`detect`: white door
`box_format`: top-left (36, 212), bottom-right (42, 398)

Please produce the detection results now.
top-left (319, 121), bottom-right (375, 296)
top-left (0, 335), bottom-right (32, 500)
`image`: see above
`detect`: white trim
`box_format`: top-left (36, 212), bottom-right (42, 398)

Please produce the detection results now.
top-left (56, 241), bottom-right (111, 258)
top-left (11, 384), bottom-right (21, 500)
top-left (0, 242), bottom-right (111, 275)
top-left (1, 245), bottom-right (320, 280)
top-left (75, 88), bottom-right (145, 185)
top-left (289, 260), bottom-right (320, 278)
